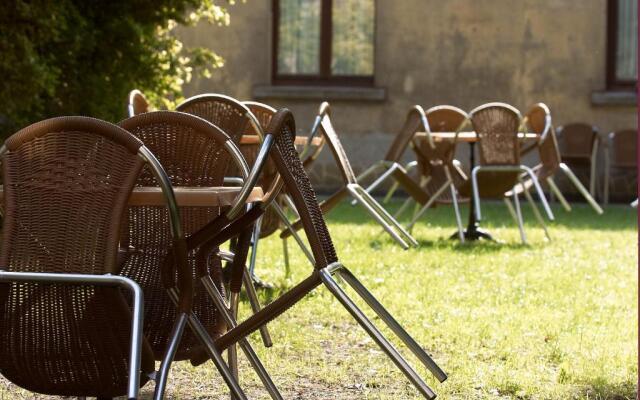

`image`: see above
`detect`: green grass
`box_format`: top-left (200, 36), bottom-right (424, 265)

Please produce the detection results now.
top-left (1, 201), bottom-right (636, 399)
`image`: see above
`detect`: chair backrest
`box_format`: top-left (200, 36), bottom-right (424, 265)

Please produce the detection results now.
top-left (176, 93), bottom-right (261, 143)
top-left (118, 111), bottom-right (245, 361)
top-left (0, 117), bottom-right (156, 397)
top-left (128, 89), bottom-right (151, 117)
top-left (266, 109), bottom-right (338, 269)
top-left (609, 129), bottom-right (637, 167)
top-left (383, 105), bottom-right (427, 162)
top-left (425, 105), bottom-right (468, 162)
top-left (315, 102), bottom-right (357, 184)
top-left (525, 103), bottom-right (561, 173)
top-left (469, 102), bottom-right (523, 166)
top-left (556, 122), bottom-right (599, 158)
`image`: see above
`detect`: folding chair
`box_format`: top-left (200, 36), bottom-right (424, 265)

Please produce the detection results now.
top-left (280, 102), bottom-right (418, 249)
top-left (458, 102), bottom-right (554, 244)
top-left (187, 108), bottom-right (447, 399)
top-left (0, 116), bottom-right (190, 399)
top-left (128, 89), bottom-right (152, 117)
top-left (119, 111), bottom-right (282, 399)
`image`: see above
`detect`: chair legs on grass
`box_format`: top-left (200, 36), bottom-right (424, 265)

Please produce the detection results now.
top-left (546, 177), bottom-right (571, 212)
top-left (559, 163), bottom-right (603, 214)
top-left (521, 184), bottom-right (551, 241)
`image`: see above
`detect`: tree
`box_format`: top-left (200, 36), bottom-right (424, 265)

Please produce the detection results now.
top-left (0, 0), bottom-right (232, 137)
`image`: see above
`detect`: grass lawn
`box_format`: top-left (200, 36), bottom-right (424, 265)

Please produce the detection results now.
top-left (1, 201), bottom-right (636, 399)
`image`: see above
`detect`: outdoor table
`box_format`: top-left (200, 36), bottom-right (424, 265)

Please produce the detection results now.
top-left (413, 131), bottom-right (538, 241)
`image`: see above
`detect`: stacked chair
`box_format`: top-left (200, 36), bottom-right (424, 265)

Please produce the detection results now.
top-left (280, 102), bottom-right (418, 249)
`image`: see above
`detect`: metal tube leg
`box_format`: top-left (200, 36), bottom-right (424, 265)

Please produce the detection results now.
top-left (352, 164), bottom-right (398, 206)
top-left (356, 186), bottom-right (419, 246)
top-left (450, 184), bottom-right (465, 243)
top-left (243, 268), bottom-right (273, 347)
top-left (228, 293), bottom-right (240, 400)
top-left (318, 269), bottom-right (437, 399)
top-left (153, 313), bottom-right (188, 400)
top-left (384, 181), bottom-right (400, 204)
top-left (523, 185), bottom-right (551, 241)
top-left (394, 196), bottom-right (415, 219)
top-left (471, 167), bottom-right (482, 220)
top-left (547, 177), bottom-right (571, 212)
top-left (512, 190), bottom-right (527, 244)
top-left (337, 267), bottom-right (447, 382)
top-left (347, 185), bottom-right (409, 249)
top-left (406, 182), bottom-right (449, 231)
top-left (559, 163), bottom-right (603, 214)
top-left (248, 216), bottom-right (263, 276)
top-left (503, 197), bottom-right (518, 224)
top-left (201, 278), bottom-right (283, 400)
top-left (522, 167), bottom-right (554, 220)
top-left (272, 202), bottom-right (315, 264)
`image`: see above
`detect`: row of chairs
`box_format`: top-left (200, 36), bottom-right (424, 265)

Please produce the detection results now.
top-left (0, 92), bottom-right (447, 399)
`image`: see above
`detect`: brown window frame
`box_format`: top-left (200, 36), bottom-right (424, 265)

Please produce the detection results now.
top-left (606, 0), bottom-right (637, 90)
top-left (272, 0), bottom-right (375, 86)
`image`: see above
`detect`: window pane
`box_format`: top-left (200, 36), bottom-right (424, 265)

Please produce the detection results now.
top-left (331, 0), bottom-right (375, 76)
top-left (278, 0), bottom-right (321, 75)
top-left (616, 0), bottom-right (638, 81)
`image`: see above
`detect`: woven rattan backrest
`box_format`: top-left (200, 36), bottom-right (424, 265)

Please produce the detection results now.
top-left (609, 129), bottom-right (637, 167)
top-left (526, 103), bottom-right (561, 171)
top-left (0, 117), bottom-right (154, 397)
top-left (128, 89), bottom-right (151, 117)
top-left (118, 111), bottom-right (232, 360)
top-left (425, 105), bottom-right (468, 163)
top-left (383, 106), bottom-right (425, 162)
top-left (266, 109), bottom-right (338, 269)
top-left (469, 102), bottom-right (522, 166)
top-left (316, 102), bottom-right (357, 184)
top-left (176, 94), bottom-right (255, 143)
top-left (556, 123), bottom-right (598, 157)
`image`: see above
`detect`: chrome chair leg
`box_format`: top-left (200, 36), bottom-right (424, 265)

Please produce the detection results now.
top-left (512, 189), bottom-right (527, 244)
top-left (318, 267), bottom-right (438, 400)
top-left (471, 167), bottom-right (483, 220)
top-left (406, 181), bottom-right (449, 232)
top-left (336, 266), bottom-right (447, 382)
top-left (384, 181), bottom-right (400, 204)
top-left (503, 197), bottom-right (518, 224)
top-left (248, 216), bottom-right (263, 276)
top-left (153, 313), bottom-right (188, 400)
top-left (243, 267), bottom-right (273, 347)
top-left (201, 278), bottom-right (283, 400)
top-left (522, 185), bottom-right (551, 241)
top-left (546, 177), bottom-right (571, 212)
top-left (520, 166), bottom-right (554, 221)
top-left (559, 163), bottom-right (603, 214)
top-left (282, 237), bottom-right (291, 278)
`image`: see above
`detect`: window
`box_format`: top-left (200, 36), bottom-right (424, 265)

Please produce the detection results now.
top-left (607, 0), bottom-right (638, 89)
top-left (272, 0), bottom-right (375, 86)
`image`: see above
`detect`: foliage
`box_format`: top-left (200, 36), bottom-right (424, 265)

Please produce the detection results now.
top-left (0, 0), bottom-right (232, 137)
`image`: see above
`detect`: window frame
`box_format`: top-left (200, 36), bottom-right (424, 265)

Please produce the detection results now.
top-left (271, 0), bottom-right (376, 86)
top-left (606, 0), bottom-right (637, 90)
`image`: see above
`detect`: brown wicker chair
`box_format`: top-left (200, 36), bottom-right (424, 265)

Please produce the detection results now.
top-left (556, 122), bottom-right (600, 198)
top-left (128, 89), bottom-right (152, 117)
top-left (510, 103), bottom-right (603, 216)
top-left (604, 129), bottom-right (637, 204)
top-left (119, 111), bottom-right (281, 400)
top-left (280, 102), bottom-right (418, 249)
top-left (187, 108), bottom-right (447, 399)
top-left (404, 105), bottom-right (469, 240)
top-left (458, 102), bottom-right (554, 244)
top-left (0, 116), bottom-right (191, 399)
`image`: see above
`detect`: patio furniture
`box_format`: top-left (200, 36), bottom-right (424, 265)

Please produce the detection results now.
top-left (556, 122), bottom-right (600, 198)
top-left (509, 103), bottom-right (603, 215)
top-left (405, 105), bottom-right (469, 241)
top-left (280, 102), bottom-right (418, 249)
top-left (457, 102), bottom-right (554, 244)
top-left (356, 105), bottom-right (433, 209)
top-left (604, 129), bottom-right (637, 204)
top-left (198, 108), bottom-right (447, 399)
top-left (128, 89), bottom-right (151, 116)
top-left (0, 116), bottom-right (189, 399)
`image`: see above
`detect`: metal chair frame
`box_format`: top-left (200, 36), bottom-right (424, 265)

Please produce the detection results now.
top-left (556, 123), bottom-right (601, 199)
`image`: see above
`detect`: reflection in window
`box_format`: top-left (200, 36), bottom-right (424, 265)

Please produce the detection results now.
top-left (277, 0), bottom-right (321, 75)
top-left (614, 0), bottom-right (637, 82)
top-left (332, 0), bottom-right (375, 76)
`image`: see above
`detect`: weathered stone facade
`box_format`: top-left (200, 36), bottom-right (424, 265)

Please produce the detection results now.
top-left (178, 0), bottom-right (637, 200)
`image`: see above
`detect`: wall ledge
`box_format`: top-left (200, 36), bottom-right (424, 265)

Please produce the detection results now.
top-left (591, 90), bottom-right (637, 106)
top-left (252, 85), bottom-right (386, 101)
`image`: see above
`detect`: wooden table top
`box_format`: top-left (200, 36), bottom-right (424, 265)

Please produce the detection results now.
top-left (128, 186), bottom-right (264, 207)
top-left (240, 135), bottom-right (323, 146)
top-left (414, 131), bottom-right (538, 143)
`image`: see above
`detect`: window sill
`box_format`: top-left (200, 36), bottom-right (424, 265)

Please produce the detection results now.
top-left (591, 90), bottom-right (637, 106)
top-left (252, 85), bottom-right (386, 102)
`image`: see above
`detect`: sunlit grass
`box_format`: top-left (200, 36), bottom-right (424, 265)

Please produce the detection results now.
top-left (1, 201), bottom-right (636, 399)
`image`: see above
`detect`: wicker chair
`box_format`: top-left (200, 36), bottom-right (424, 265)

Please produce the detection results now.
top-left (556, 122), bottom-right (600, 198)
top-left (509, 104), bottom-right (603, 216)
top-left (119, 111), bottom-right (282, 400)
top-left (280, 102), bottom-right (418, 249)
top-left (404, 105), bottom-right (469, 241)
top-left (187, 108), bottom-right (447, 399)
top-left (604, 129), bottom-right (637, 204)
top-left (0, 116), bottom-right (190, 399)
top-left (128, 89), bottom-right (152, 117)
top-left (458, 103), bottom-right (554, 244)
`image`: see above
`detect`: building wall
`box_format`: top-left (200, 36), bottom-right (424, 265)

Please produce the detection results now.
top-left (178, 0), bottom-right (637, 198)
